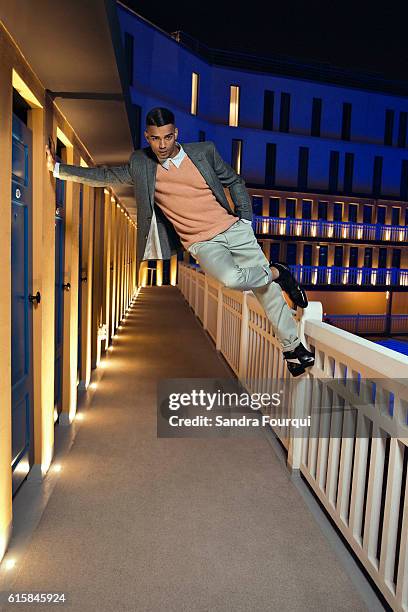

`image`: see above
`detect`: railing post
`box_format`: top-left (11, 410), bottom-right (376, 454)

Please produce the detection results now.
top-left (287, 302), bottom-right (323, 472)
top-left (203, 275), bottom-right (208, 330)
top-left (238, 291), bottom-right (249, 382)
top-left (194, 268), bottom-right (199, 313)
top-left (216, 284), bottom-right (223, 350)
top-left (385, 291), bottom-right (393, 336)
top-left (286, 378), bottom-right (307, 472)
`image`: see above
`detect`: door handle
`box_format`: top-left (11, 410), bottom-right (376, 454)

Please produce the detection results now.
top-left (81, 277), bottom-right (88, 283)
top-left (28, 291), bottom-right (41, 304)
top-left (62, 282), bottom-right (71, 291)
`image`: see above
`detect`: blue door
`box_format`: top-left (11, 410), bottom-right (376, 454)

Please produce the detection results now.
top-left (317, 245), bottom-right (328, 284)
top-left (55, 157), bottom-right (66, 420)
top-left (11, 114), bottom-right (34, 495)
top-left (362, 247), bottom-right (373, 285)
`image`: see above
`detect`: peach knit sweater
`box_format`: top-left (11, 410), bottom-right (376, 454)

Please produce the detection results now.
top-left (154, 154), bottom-right (237, 249)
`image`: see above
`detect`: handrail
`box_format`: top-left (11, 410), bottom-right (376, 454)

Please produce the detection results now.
top-left (253, 215), bottom-right (408, 242)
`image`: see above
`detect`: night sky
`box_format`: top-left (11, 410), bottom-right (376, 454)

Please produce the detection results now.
top-left (123, 1), bottom-right (407, 82)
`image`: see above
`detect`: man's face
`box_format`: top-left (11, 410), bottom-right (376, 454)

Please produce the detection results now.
top-left (144, 124), bottom-right (179, 160)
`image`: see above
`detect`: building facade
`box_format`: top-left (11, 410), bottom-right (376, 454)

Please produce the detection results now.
top-left (118, 1), bottom-right (408, 323)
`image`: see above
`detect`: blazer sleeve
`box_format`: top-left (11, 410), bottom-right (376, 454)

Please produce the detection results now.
top-left (56, 152), bottom-right (136, 187)
top-left (210, 141), bottom-right (253, 221)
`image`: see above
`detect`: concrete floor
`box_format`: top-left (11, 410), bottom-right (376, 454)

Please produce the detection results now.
top-left (0, 287), bottom-right (381, 611)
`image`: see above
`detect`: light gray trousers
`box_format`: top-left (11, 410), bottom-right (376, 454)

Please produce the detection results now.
top-left (187, 219), bottom-right (301, 352)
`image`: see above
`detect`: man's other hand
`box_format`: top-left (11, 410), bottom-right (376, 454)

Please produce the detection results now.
top-left (45, 137), bottom-right (56, 172)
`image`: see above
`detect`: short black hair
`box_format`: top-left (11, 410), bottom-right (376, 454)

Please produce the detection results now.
top-left (145, 107), bottom-right (175, 127)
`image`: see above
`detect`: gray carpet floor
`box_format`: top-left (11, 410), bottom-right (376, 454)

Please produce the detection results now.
top-left (0, 287), bottom-right (368, 611)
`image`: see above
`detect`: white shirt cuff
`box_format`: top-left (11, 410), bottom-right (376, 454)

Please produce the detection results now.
top-left (53, 162), bottom-right (60, 178)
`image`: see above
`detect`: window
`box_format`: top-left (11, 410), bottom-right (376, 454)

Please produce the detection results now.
top-left (384, 109), bottom-right (394, 145)
top-left (398, 111), bottom-right (407, 147)
top-left (334, 246), bottom-right (343, 267)
top-left (363, 247), bottom-right (373, 267)
top-left (279, 92), bottom-right (291, 132)
top-left (318, 245), bottom-right (328, 266)
top-left (341, 103), bottom-right (352, 140)
top-left (392, 207), bottom-right (400, 226)
top-left (124, 32), bottom-right (134, 86)
top-left (252, 196), bottom-right (263, 216)
top-left (311, 97), bottom-right (322, 136)
top-left (372, 156), bottom-right (383, 197)
top-left (348, 204), bottom-right (358, 223)
top-left (270, 242), bottom-right (280, 262)
top-left (392, 249), bottom-right (401, 268)
top-left (229, 85), bottom-right (240, 127)
top-left (349, 247), bottom-right (358, 267)
top-left (329, 151), bottom-right (339, 193)
top-left (363, 205), bottom-right (373, 224)
top-left (400, 160), bottom-right (408, 200)
top-left (377, 206), bottom-right (386, 224)
top-left (303, 244), bottom-right (313, 266)
top-left (302, 200), bottom-right (312, 220)
top-left (333, 202), bottom-right (343, 221)
top-left (263, 90), bottom-right (274, 130)
top-left (344, 153), bottom-right (354, 194)
top-left (269, 197), bottom-right (280, 217)
top-left (231, 139), bottom-right (242, 174)
top-left (298, 147), bottom-right (309, 191)
top-left (286, 198), bottom-right (296, 218)
top-left (378, 248), bottom-right (387, 268)
top-left (133, 103), bottom-right (142, 149)
top-left (286, 243), bottom-right (297, 265)
top-left (265, 143), bottom-right (276, 187)
top-left (198, 130), bottom-right (206, 142)
top-left (191, 72), bottom-right (200, 115)
top-left (318, 201), bottom-right (328, 220)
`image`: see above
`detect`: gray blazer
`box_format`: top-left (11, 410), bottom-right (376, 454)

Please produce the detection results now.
top-left (57, 140), bottom-right (253, 277)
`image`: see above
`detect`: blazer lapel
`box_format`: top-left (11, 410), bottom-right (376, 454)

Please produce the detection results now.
top-left (145, 154), bottom-right (157, 213)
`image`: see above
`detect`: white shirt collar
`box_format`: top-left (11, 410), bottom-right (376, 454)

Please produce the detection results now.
top-left (159, 142), bottom-right (186, 169)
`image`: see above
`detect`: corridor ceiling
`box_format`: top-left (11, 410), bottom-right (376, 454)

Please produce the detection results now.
top-left (0, 0), bottom-right (137, 221)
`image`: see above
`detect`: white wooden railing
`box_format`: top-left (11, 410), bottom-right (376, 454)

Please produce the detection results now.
top-left (178, 261), bottom-right (408, 612)
top-left (326, 313), bottom-right (408, 335)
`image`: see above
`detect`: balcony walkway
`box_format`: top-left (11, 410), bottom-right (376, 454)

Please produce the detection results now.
top-left (0, 287), bottom-right (381, 611)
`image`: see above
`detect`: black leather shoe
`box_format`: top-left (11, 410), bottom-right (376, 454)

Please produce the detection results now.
top-left (283, 342), bottom-right (315, 377)
top-left (270, 261), bottom-right (308, 309)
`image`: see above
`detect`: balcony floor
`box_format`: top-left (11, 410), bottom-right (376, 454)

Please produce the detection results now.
top-left (1, 287), bottom-right (379, 611)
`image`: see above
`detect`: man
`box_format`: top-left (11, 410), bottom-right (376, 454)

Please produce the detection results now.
top-left (45, 106), bottom-right (314, 376)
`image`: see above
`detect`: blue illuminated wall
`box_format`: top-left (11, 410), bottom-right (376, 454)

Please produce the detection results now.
top-left (117, 3), bottom-right (408, 201)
